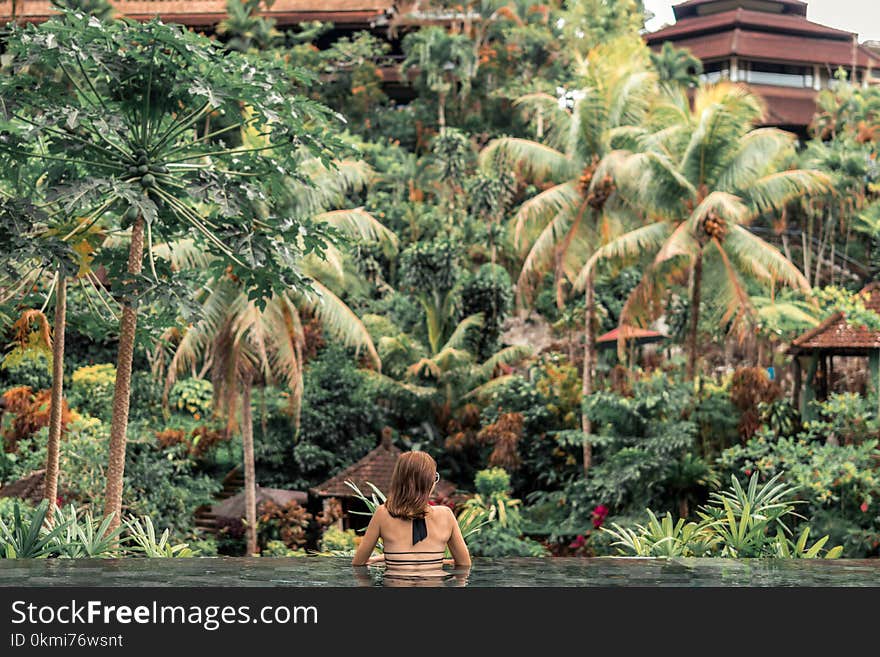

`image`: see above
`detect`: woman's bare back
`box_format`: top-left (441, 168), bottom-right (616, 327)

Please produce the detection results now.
top-left (351, 503), bottom-right (471, 575)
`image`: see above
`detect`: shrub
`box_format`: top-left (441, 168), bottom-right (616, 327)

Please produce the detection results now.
top-left (69, 364), bottom-right (116, 420)
top-left (462, 468), bottom-right (547, 557)
top-left (459, 264), bottom-right (513, 360)
top-left (319, 526), bottom-right (358, 553)
top-left (257, 500), bottom-right (312, 551)
top-left (167, 378), bottom-right (214, 419)
top-left (717, 432), bottom-right (880, 555)
top-left (603, 473), bottom-right (843, 558)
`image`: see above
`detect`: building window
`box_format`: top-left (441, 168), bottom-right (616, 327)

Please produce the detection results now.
top-left (741, 61), bottom-right (813, 88)
top-left (699, 60), bottom-right (730, 83)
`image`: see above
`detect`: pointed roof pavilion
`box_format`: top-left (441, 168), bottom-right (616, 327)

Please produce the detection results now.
top-left (311, 429), bottom-right (402, 499)
top-left (789, 282), bottom-right (880, 356)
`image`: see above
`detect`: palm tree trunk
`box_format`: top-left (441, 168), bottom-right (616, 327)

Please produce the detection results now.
top-left (581, 274), bottom-right (595, 475)
top-left (103, 216), bottom-right (145, 530)
top-left (686, 251), bottom-right (703, 381)
top-left (438, 91), bottom-right (447, 134)
top-left (44, 274), bottom-right (66, 524)
top-left (241, 374), bottom-right (258, 556)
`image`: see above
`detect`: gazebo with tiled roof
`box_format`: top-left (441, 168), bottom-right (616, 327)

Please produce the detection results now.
top-left (311, 429), bottom-right (400, 529)
top-left (311, 428), bottom-right (458, 529)
top-left (789, 282), bottom-right (880, 416)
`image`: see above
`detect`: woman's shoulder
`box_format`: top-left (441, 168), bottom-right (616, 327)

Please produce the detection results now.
top-left (429, 504), bottom-right (455, 520)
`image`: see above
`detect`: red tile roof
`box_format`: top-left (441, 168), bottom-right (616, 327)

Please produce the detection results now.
top-left (648, 7), bottom-right (853, 43)
top-left (673, 0), bottom-right (807, 20)
top-left (750, 84), bottom-right (818, 126)
top-left (597, 326), bottom-right (664, 343)
top-left (311, 436), bottom-right (401, 498)
top-left (0, 0), bottom-right (394, 27)
top-left (650, 28), bottom-right (880, 68)
top-left (790, 283), bottom-right (880, 354)
top-left (210, 487), bottom-right (308, 520)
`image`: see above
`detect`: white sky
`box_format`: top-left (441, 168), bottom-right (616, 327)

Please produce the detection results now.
top-left (643, 0), bottom-right (880, 42)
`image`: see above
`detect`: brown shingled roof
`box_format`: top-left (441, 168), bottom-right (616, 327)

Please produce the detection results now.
top-left (790, 283), bottom-right (880, 354)
top-left (1, 0), bottom-right (394, 27)
top-left (0, 469), bottom-right (47, 505)
top-left (311, 434), bottom-right (401, 498)
top-left (211, 487), bottom-right (308, 520)
top-left (647, 7), bottom-right (855, 43)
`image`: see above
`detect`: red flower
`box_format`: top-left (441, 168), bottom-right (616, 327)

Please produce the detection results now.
top-left (591, 504), bottom-right (609, 529)
top-left (861, 501), bottom-right (869, 513)
top-left (55, 495), bottom-right (65, 508)
top-left (569, 534), bottom-right (586, 549)
top-left (745, 469), bottom-right (752, 476)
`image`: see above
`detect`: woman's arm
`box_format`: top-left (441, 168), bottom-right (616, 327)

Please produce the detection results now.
top-left (351, 507), bottom-right (383, 566)
top-left (446, 507), bottom-right (472, 567)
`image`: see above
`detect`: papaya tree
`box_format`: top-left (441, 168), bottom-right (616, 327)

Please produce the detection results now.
top-left (0, 10), bottom-right (338, 530)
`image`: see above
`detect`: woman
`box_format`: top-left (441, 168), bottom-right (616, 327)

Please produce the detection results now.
top-left (351, 451), bottom-right (471, 577)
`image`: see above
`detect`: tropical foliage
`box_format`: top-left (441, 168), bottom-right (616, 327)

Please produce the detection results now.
top-left (1, 1), bottom-right (879, 563)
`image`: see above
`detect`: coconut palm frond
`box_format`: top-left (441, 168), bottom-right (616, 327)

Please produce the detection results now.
top-left (687, 190), bottom-right (749, 233)
top-left (619, 256), bottom-right (689, 329)
top-left (361, 369), bottom-right (437, 398)
top-left (711, 237), bottom-right (756, 328)
top-left (513, 92), bottom-right (573, 151)
top-left (517, 204), bottom-right (582, 294)
top-left (617, 151), bottom-right (696, 216)
top-left (725, 224), bottom-right (810, 292)
top-left (295, 281), bottom-right (381, 370)
top-left (150, 238), bottom-right (215, 271)
top-left (262, 294), bottom-right (304, 420)
top-left (606, 70), bottom-right (657, 137)
top-left (745, 169), bottom-right (831, 216)
top-left (716, 128), bottom-right (796, 193)
top-left (442, 313), bottom-right (485, 351)
top-left (510, 181), bottom-right (580, 250)
top-left (574, 220), bottom-right (672, 289)
top-left (752, 297), bottom-right (820, 329)
top-left (314, 208), bottom-right (398, 252)
top-left (477, 345), bottom-right (533, 379)
top-left (479, 137), bottom-right (576, 182)
top-left (302, 248), bottom-right (346, 287)
top-left (464, 374), bottom-right (520, 400)
top-left (681, 83), bottom-right (765, 187)
top-left (406, 356), bottom-right (443, 379)
top-left (655, 219), bottom-right (699, 265)
top-left (431, 347), bottom-right (474, 373)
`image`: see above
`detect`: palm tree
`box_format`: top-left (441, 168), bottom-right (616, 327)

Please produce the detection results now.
top-left (479, 37), bottom-right (657, 473)
top-left (577, 83), bottom-right (830, 379)
top-left (0, 15), bottom-right (336, 532)
top-left (0, 197), bottom-right (109, 522)
top-left (401, 26), bottom-right (476, 132)
top-left (163, 157), bottom-right (395, 555)
top-left (650, 42), bottom-right (702, 89)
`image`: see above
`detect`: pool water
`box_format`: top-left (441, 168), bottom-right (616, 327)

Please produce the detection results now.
top-left (2, 557), bottom-right (879, 586)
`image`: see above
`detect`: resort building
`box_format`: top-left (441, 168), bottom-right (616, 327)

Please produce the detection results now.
top-left (645, 0), bottom-right (880, 132)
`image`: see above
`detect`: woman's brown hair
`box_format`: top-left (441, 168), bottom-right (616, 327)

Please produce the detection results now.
top-left (385, 451), bottom-right (436, 519)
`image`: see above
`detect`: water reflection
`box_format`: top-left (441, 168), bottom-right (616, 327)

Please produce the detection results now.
top-left (352, 565), bottom-right (471, 587)
top-left (5, 558), bottom-right (880, 587)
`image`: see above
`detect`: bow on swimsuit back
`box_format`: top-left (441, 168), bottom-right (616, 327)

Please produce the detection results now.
top-left (383, 516), bottom-right (446, 577)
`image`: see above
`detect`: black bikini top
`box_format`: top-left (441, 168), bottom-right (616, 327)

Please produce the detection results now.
top-left (412, 516), bottom-right (428, 545)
